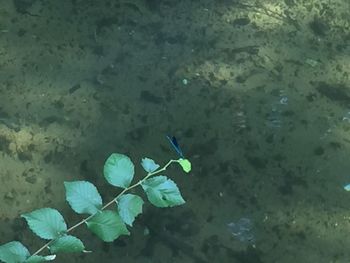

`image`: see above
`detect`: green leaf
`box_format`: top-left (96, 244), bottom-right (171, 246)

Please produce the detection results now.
top-left (64, 181), bottom-right (102, 215)
top-left (141, 158), bottom-right (160, 173)
top-left (25, 255), bottom-right (56, 262)
top-left (103, 153), bottom-right (134, 188)
top-left (0, 241), bottom-right (29, 263)
top-left (141, 176), bottom-right (185, 208)
top-left (21, 208), bottom-right (67, 240)
top-left (178, 159), bottom-right (191, 173)
top-left (49, 235), bottom-right (84, 253)
top-left (86, 210), bottom-right (129, 242)
top-left (117, 194), bottom-right (144, 226)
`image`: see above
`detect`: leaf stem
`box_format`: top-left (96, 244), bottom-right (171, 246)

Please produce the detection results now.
top-left (31, 159), bottom-right (178, 257)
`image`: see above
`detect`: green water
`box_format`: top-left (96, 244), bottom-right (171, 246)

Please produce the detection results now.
top-left (0, 0), bottom-right (349, 262)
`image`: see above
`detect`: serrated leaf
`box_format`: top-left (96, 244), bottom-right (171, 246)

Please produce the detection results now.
top-left (21, 208), bottom-right (67, 240)
top-left (141, 158), bottom-right (160, 173)
top-left (0, 241), bottom-right (29, 263)
top-left (103, 153), bottom-right (134, 188)
top-left (64, 181), bottom-right (102, 215)
top-left (117, 194), bottom-right (144, 226)
top-left (25, 255), bottom-right (56, 262)
top-left (141, 176), bottom-right (185, 208)
top-left (86, 210), bottom-right (129, 242)
top-left (49, 235), bottom-right (84, 253)
top-left (178, 159), bottom-right (191, 173)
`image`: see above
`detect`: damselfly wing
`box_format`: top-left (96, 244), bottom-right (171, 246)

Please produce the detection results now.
top-left (166, 135), bottom-right (184, 158)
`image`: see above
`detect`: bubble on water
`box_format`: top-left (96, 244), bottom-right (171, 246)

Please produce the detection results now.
top-left (279, 96), bottom-right (288, 105)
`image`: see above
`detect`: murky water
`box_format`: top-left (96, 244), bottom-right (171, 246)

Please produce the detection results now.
top-left (0, 0), bottom-right (349, 262)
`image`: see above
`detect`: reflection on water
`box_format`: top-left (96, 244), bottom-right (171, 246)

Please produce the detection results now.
top-left (227, 217), bottom-right (255, 243)
top-left (266, 90), bottom-right (289, 129)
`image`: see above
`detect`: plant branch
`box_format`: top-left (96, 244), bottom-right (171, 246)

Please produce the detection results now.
top-left (31, 159), bottom-right (178, 257)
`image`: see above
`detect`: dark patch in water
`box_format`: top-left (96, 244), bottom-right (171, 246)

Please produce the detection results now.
top-left (246, 155), bottom-right (267, 169)
top-left (126, 126), bottom-right (149, 141)
top-left (233, 17), bottom-right (251, 26)
top-left (201, 235), bottom-right (264, 263)
top-left (95, 17), bottom-right (119, 34)
top-left (187, 138), bottom-right (218, 159)
top-left (0, 135), bottom-right (11, 154)
top-left (313, 146), bottom-right (324, 155)
top-left (69, 84), bottom-right (81, 94)
top-left (13, 0), bottom-right (37, 14)
top-left (309, 17), bottom-right (329, 37)
top-left (279, 170), bottom-right (308, 195)
top-left (328, 141), bottom-right (341, 150)
top-left (140, 209), bottom-right (207, 262)
top-left (313, 81), bottom-right (350, 107)
top-left (140, 90), bottom-right (163, 104)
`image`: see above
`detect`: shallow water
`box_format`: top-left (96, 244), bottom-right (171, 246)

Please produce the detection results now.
top-left (0, 0), bottom-right (349, 262)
